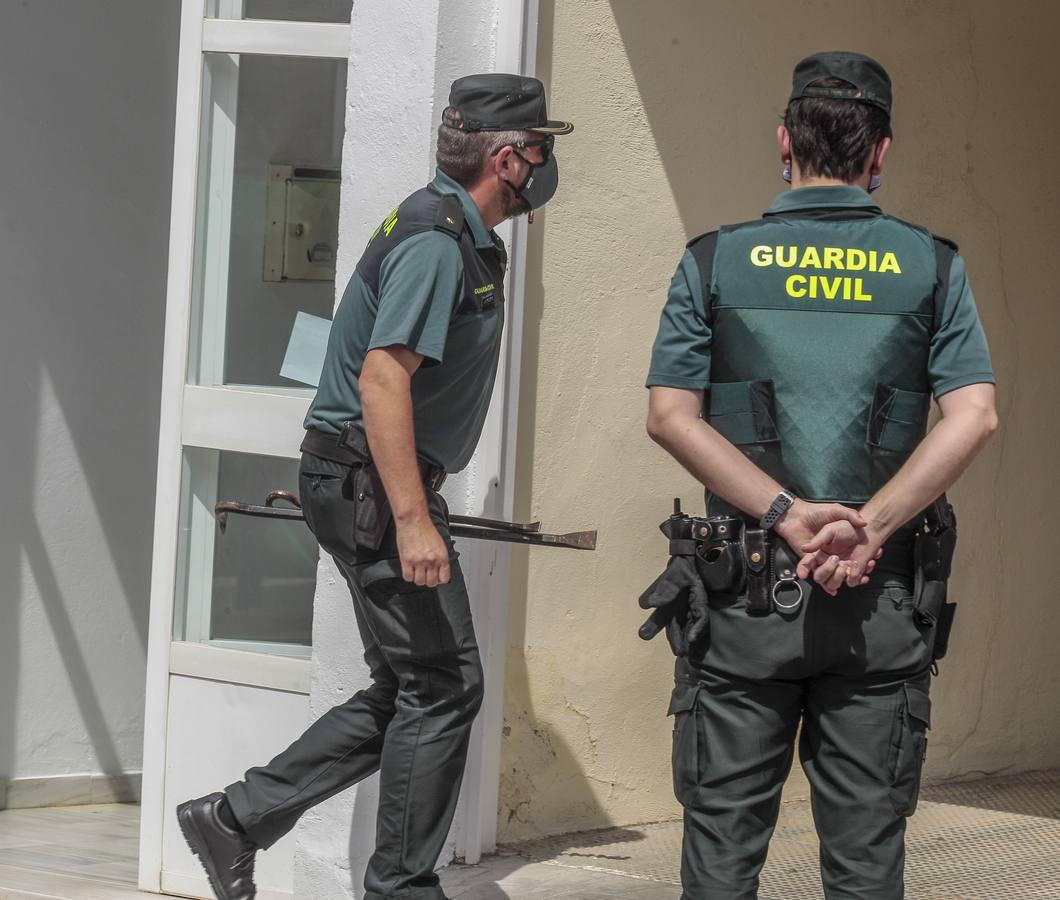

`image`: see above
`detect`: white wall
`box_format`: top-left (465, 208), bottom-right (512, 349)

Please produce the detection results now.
top-left (0, 0), bottom-right (179, 796)
top-left (292, 2), bottom-right (507, 897)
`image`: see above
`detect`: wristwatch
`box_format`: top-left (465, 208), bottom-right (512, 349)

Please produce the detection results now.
top-left (760, 490), bottom-right (797, 531)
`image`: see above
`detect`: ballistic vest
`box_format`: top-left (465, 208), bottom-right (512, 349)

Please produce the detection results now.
top-left (351, 184), bottom-right (508, 471)
top-left (688, 198), bottom-right (956, 506)
top-left (356, 185), bottom-right (507, 320)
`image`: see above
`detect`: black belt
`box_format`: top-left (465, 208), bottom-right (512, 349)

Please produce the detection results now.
top-left (300, 426), bottom-right (447, 491)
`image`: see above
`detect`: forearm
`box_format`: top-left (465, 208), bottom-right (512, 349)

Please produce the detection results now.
top-left (861, 398), bottom-right (998, 541)
top-left (648, 411), bottom-right (782, 520)
top-left (361, 374), bottom-right (430, 526)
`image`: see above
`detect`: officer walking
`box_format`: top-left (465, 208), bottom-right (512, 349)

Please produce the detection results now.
top-left (643, 53), bottom-right (997, 898)
top-left (176, 74), bottom-right (572, 900)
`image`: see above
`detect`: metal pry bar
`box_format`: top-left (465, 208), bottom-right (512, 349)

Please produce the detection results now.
top-left (449, 523), bottom-right (596, 550)
top-left (213, 494), bottom-right (596, 551)
top-left (449, 514), bottom-right (541, 533)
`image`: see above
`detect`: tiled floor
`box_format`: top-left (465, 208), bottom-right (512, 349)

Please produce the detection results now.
top-left (1, 771), bottom-right (1059, 899)
top-left (0, 804), bottom-right (154, 898)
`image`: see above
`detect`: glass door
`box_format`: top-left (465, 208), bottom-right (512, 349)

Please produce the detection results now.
top-left (139, 2), bottom-right (351, 896)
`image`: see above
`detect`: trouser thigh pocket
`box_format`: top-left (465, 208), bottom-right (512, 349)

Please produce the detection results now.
top-left (890, 681), bottom-right (931, 816)
top-left (669, 681), bottom-right (702, 806)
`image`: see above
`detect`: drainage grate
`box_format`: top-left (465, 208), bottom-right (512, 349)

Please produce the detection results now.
top-left (507, 770), bottom-right (1060, 899)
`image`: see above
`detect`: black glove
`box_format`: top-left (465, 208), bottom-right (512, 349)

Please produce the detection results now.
top-left (638, 556), bottom-right (709, 657)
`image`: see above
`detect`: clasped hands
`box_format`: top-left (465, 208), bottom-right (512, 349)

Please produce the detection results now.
top-left (775, 500), bottom-right (885, 597)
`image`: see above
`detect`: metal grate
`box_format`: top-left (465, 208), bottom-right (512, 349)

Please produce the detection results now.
top-left (507, 770), bottom-right (1060, 899)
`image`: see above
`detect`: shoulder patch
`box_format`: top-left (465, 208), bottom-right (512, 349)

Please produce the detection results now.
top-left (686, 227), bottom-right (720, 249)
top-left (684, 230), bottom-right (722, 327)
top-left (932, 232), bottom-right (959, 253)
top-left (931, 236), bottom-right (959, 335)
top-left (433, 195), bottom-right (465, 240)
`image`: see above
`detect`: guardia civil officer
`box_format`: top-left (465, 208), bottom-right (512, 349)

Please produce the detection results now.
top-left (176, 75), bottom-right (572, 900)
top-left (643, 53), bottom-right (997, 898)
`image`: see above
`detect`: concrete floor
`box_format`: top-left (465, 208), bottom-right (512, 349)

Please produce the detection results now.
top-left (1, 771), bottom-right (1058, 899)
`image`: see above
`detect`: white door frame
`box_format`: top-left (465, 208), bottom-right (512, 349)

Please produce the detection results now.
top-left (137, 7), bottom-right (353, 892)
top-left (139, 1), bottom-right (538, 890)
top-left (453, 0), bottom-right (540, 863)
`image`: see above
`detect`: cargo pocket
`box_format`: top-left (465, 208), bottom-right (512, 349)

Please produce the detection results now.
top-left (867, 383), bottom-right (930, 454)
top-left (298, 470), bottom-right (358, 566)
top-left (707, 380), bottom-right (780, 447)
top-left (356, 556), bottom-right (423, 595)
top-left (668, 680), bottom-right (702, 806)
top-left (890, 682), bottom-right (931, 817)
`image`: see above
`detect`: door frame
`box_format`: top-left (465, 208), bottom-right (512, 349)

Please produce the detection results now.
top-left (137, 6), bottom-right (354, 891)
top-left (138, 1), bottom-right (538, 890)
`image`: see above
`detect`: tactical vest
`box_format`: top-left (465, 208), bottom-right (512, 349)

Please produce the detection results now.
top-left (354, 185), bottom-right (508, 472)
top-left (356, 185), bottom-right (507, 318)
top-left (688, 207), bottom-right (956, 506)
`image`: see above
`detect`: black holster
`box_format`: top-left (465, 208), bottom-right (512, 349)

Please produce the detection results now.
top-left (300, 422), bottom-right (445, 552)
top-left (350, 464), bottom-right (393, 551)
top-left (913, 496), bottom-right (958, 662)
top-left (335, 423), bottom-right (393, 551)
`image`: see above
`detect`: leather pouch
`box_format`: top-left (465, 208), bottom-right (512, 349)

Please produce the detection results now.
top-left (743, 528), bottom-right (771, 613)
top-left (695, 541), bottom-right (743, 593)
top-left (771, 539), bottom-right (808, 612)
top-left (352, 465), bottom-right (393, 551)
top-left (932, 602), bottom-right (958, 661)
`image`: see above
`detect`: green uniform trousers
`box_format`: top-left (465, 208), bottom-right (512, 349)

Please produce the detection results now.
top-left (225, 453), bottom-right (483, 900)
top-left (671, 571), bottom-right (933, 900)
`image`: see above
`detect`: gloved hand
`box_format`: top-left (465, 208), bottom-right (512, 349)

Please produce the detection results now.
top-left (638, 556), bottom-right (709, 657)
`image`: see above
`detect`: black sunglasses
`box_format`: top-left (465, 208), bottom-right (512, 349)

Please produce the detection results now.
top-left (491, 134), bottom-right (554, 163)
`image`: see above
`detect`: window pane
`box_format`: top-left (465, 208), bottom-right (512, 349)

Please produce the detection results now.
top-left (188, 51), bottom-right (346, 390)
top-left (175, 448), bottom-right (317, 651)
top-left (206, 0), bottom-right (352, 23)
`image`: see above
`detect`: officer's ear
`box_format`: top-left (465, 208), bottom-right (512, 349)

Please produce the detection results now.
top-left (870, 137), bottom-right (892, 176)
top-left (777, 125), bottom-right (793, 168)
top-left (490, 144), bottom-right (519, 180)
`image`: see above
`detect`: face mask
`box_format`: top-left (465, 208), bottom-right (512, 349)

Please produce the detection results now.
top-left (868, 174), bottom-right (882, 192)
top-left (507, 154), bottom-right (559, 211)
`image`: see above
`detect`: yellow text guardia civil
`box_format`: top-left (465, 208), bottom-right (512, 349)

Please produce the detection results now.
top-left (750, 244), bottom-right (902, 302)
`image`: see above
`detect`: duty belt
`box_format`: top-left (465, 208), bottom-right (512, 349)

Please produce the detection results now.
top-left (300, 423), bottom-right (447, 491)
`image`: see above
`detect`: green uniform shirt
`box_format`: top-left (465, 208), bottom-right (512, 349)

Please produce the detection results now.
top-left (305, 171), bottom-right (507, 472)
top-left (649, 186), bottom-right (995, 397)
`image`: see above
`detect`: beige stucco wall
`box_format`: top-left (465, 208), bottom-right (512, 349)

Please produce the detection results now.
top-left (500, 0), bottom-right (1060, 842)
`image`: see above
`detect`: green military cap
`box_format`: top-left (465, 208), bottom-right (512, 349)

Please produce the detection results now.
top-left (789, 51), bottom-right (892, 116)
top-left (443, 73), bottom-right (574, 135)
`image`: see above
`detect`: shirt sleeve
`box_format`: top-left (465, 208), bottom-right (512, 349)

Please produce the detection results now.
top-left (928, 252), bottom-right (996, 398)
top-left (367, 231), bottom-right (464, 366)
top-left (645, 249), bottom-right (712, 389)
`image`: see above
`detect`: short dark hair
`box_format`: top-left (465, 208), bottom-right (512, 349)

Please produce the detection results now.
top-left (783, 78), bottom-right (892, 182)
top-left (436, 107), bottom-right (531, 187)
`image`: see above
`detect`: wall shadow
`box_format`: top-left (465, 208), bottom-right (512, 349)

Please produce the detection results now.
top-left (0, 0), bottom-right (178, 788)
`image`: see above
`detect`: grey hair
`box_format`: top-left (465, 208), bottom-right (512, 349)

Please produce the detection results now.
top-left (436, 107), bottom-right (532, 187)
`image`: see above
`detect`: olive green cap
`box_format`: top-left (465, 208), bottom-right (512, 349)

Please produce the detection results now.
top-left (789, 51), bottom-right (892, 117)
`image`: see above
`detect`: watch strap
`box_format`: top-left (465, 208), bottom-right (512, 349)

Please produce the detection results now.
top-left (760, 490), bottom-right (796, 531)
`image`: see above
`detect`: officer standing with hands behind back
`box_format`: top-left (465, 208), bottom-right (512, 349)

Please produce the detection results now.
top-left (176, 74), bottom-right (572, 900)
top-left (642, 53), bottom-right (997, 898)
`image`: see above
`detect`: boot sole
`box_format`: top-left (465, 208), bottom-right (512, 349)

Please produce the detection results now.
top-left (176, 801), bottom-right (243, 900)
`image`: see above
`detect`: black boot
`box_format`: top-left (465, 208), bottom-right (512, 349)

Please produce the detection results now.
top-left (176, 792), bottom-right (257, 900)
